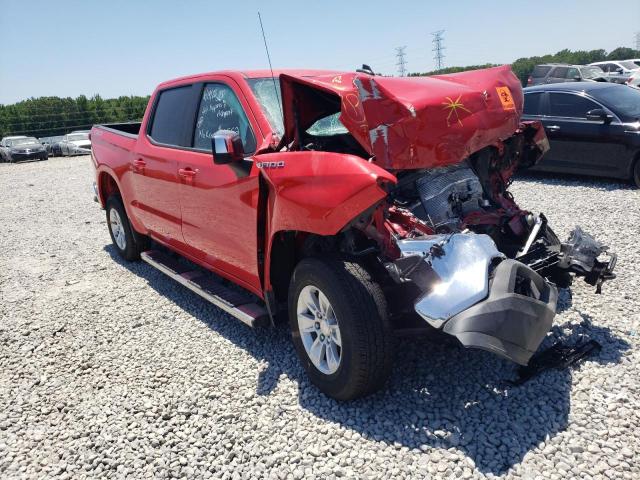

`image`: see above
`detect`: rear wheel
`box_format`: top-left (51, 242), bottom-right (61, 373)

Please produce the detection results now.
top-left (288, 257), bottom-right (393, 400)
top-left (106, 195), bottom-right (148, 261)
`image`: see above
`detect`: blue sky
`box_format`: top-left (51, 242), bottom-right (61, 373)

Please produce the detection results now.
top-left (1, 0), bottom-right (638, 104)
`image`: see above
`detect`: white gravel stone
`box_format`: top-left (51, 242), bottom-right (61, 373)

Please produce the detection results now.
top-left (1, 157), bottom-right (639, 479)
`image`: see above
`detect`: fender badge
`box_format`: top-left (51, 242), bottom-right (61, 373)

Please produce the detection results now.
top-left (256, 161), bottom-right (285, 169)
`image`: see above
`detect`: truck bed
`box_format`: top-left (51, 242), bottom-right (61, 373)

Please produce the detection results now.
top-left (95, 122), bottom-right (141, 138)
top-left (91, 123), bottom-right (142, 170)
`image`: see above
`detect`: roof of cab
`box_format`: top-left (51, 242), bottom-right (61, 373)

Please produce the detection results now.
top-left (157, 69), bottom-right (344, 88)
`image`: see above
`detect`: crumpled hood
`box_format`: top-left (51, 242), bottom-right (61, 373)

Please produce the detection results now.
top-left (279, 65), bottom-right (524, 170)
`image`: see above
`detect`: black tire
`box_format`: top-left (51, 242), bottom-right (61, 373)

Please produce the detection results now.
top-left (632, 158), bottom-right (640, 188)
top-left (105, 195), bottom-right (148, 261)
top-left (288, 257), bottom-right (393, 401)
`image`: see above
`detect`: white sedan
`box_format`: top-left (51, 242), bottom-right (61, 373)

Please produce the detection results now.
top-left (60, 132), bottom-right (91, 156)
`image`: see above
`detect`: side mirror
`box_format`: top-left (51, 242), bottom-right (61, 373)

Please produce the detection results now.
top-left (211, 130), bottom-right (244, 165)
top-left (586, 108), bottom-right (613, 124)
top-left (572, 76), bottom-right (581, 81)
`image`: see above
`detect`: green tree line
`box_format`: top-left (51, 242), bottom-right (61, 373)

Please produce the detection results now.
top-left (411, 47), bottom-right (640, 85)
top-left (0, 94), bottom-right (150, 139)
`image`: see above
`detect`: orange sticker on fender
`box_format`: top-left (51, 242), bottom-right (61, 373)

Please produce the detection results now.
top-left (496, 86), bottom-right (515, 110)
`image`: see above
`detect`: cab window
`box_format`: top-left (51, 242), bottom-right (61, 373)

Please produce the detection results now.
top-left (149, 85), bottom-right (193, 146)
top-left (193, 83), bottom-right (256, 154)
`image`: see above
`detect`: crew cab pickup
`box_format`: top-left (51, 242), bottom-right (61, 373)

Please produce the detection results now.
top-left (91, 66), bottom-right (616, 400)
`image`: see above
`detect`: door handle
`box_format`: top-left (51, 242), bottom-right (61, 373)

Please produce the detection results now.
top-left (178, 167), bottom-right (198, 179)
top-left (132, 158), bottom-right (146, 173)
top-left (546, 125), bottom-right (561, 132)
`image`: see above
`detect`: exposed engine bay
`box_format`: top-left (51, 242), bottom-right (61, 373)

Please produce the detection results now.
top-left (344, 127), bottom-right (616, 365)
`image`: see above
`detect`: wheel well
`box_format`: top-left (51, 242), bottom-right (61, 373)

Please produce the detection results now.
top-left (269, 231), bottom-right (342, 305)
top-left (98, 172), bottom-right (120, 204)
top-left (269, 231), bottom-right (301, 305)
top-left (268, 229), bottom-right (384, 305)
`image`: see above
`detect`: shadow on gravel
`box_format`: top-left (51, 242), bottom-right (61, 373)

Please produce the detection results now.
top-left (515, 171), bottom-right (633, 191)
top-left (105, 245), bottom-right (630, 476)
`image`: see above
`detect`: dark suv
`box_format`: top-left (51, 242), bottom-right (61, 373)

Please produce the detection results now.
top-left (527, 64), bottom-right (607, 86)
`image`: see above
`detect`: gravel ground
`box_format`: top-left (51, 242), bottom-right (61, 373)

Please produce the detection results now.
top-left (1, 156), bottom-right (639, 479)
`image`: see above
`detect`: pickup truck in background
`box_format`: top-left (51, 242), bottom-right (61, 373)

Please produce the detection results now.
top-left (91, 66), bottom-right (616, 400)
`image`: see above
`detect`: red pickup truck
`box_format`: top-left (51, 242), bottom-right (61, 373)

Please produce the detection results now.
top-left (91, 66), bottom-right (615, 400)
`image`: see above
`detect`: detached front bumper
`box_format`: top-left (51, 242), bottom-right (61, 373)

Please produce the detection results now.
top-left (388, 234), bottom-right (558, 365)
top-left (442, 259), bottom-right (557, 365)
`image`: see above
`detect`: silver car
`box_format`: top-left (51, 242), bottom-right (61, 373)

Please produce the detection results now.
top-left (59, 131), bottom-right (91, 156)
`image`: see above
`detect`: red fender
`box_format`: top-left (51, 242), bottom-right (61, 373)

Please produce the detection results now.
top-left (257, 150), bottom-right (396, 291)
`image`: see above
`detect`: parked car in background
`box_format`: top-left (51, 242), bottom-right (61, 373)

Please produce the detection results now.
top-left (629, 58), bottom-right (640, 67)
top-left (625, 70), bottom-right (640, 89)
top-left (527, 64), bottom-right (607, 86)
top-left (0, 136), bottom-right (48, 163)
top-left (49, 136), bottom-right (64, 156)
top-left (39, 136), bottom-right (57, 155)
top-left (522, 82), bottom-right (640, 186)
top-left (589, 60), bottom-right (639, 84)
top-left (59, 131), bottom-right (91, 156)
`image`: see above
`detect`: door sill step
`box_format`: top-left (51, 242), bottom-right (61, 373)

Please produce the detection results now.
top-left (141, 250), bottom-right (269, 328)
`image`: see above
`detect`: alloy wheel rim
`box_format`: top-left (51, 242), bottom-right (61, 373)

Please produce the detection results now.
top-left (109, 208), bottom-right (126, 251)
top-left (297, 285), bottom-right (342, 375)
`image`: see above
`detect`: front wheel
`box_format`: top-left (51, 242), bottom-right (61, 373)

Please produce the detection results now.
top-left (288, 258), bottom-right (393, 401)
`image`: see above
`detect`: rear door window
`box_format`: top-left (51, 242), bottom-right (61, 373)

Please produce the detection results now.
top-left (548, 93), bottom-right (599, 118)
top-left (523, 93), bottom-right (545, 115)
top-left (566, 68), bottom-right (579, 79)
top-left (193, 83), bottom-right (257, 154)
top-left (551, 67), bottom-right (569, 79)
top-left (149, 86), bottom-right (193, 146)
top-left (531, 65), bottom-right (552, 78)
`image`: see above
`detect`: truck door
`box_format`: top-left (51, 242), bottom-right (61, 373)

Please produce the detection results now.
top-left (176, 80), bottom-right (262, 295)
top-left (132, 84), bottom-right (196, 244)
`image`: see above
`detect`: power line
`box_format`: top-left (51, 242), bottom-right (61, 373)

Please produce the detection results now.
top-left (0, 100), bottom-right (149, 113)
top-left (432, 30), bottom-right (446, 71)
top-left (5, 120), bottom-right (142, 136)
top-left (395, 46), bottom-right (408, 77)
top-left (2, 115), bottom-right (142, 127)
top-left (2, 107), bottom-right (146, 121)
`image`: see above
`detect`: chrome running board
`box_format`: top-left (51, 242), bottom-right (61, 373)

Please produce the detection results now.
top-left (141, 250), bottom-right (269, 328)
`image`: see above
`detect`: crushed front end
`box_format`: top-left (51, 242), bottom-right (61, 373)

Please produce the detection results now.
top-left (276, 67), bottom-right (616, 365)
top-left (368, 123), bottom-right (616, 364)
